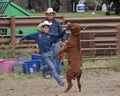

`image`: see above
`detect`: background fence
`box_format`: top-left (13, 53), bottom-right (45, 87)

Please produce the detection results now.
top-left (0, 16), bottom-right (120, 60)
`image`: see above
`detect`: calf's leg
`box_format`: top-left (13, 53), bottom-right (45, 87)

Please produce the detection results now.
top-left (77, 73), bottom-right (82, 92)
top-left (64, 76), bottom-right (73, 93)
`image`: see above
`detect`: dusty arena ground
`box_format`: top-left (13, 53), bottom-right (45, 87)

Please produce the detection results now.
top-left (0, 71), bottom-right (120, 96)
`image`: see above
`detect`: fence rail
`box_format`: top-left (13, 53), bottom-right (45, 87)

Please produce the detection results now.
top-left (0, 16), bottom-right (120, 60)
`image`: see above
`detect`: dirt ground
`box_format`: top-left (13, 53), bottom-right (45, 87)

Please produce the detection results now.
top-left (0, 71), bottom-right (120, 96)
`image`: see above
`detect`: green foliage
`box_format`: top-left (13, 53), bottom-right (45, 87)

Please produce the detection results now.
top-left (52, 0), bottom-right (60, 12)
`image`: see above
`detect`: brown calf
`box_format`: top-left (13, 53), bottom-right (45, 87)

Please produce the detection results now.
top-left (53, 23), bottom-right (84, 92)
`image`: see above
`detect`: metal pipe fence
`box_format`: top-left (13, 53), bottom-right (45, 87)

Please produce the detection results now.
top-left (0, 16), bottom-right (120, 60)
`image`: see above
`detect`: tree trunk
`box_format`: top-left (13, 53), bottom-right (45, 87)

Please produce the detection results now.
top-left (60, 0), bottom-right (72, 12)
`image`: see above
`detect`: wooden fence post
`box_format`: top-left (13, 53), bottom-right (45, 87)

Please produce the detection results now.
top-left (116, 25), bottom-right (120, 59)
top-left (10, 16), bottom-right (16, 51)
top-left (89, 33), bottom-right (95, 57)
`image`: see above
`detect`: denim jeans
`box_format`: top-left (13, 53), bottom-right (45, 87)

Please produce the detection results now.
top-left (41, 51), bottom-right (63, 84)
top-left (51, 42), bottom-right (62, 75)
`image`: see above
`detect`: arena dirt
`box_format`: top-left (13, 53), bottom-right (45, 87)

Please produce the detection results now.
top-left (0, 71), bottom-right (120, 96)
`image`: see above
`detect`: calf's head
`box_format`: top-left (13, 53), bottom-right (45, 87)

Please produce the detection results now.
top-left (66, 23), bottom-right (88, 36)
top-left (67, 23), bottom-right (83, 35)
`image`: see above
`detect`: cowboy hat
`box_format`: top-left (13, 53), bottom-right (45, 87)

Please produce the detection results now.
top-left (38, 21), bottom-right (52, 30)
top-left (45, 8), bottom-right (56, 14)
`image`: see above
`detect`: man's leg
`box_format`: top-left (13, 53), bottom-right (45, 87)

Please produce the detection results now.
top-left (40, 60), bottom-right (52, 79)
top-left (42, 56), bottom-right (64, 86)
top-left (52, 42), bottom-right (62, 75)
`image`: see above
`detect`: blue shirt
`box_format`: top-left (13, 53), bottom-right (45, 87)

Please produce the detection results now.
top-left (43, 18), bottom-right (65, 42)
top-left (19, 30), bottom-right (65, 54)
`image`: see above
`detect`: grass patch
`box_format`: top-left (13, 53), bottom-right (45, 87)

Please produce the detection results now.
top-left (0, 45), bottom-right (32, 59)
top-left (0, 59), bottom-right (120, 80)
top-left (82, 59), bottom-right (120, 71)
top-left (0, 72), bottom-right (42, 80)
top-left (106, 59), bottom-right (120, 72)
top-left (33, 11), bottom-right (120, 18)
top-left (83, 60), bottom-right (108, 68)
top-left (62, 59), bottom-right (120, 77)
top-left (82, 69), bottom-right (111, 77)
top-left (0, 45), bottom-right (17, 59)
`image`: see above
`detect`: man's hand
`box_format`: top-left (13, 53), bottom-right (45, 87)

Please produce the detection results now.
top-left (62, 27), bottom-right (67, 31)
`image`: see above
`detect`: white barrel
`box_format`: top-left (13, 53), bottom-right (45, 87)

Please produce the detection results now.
top-left (102, 3), bottom-right (107, 12)
top-left (76, 3), bottom-right (85, 12)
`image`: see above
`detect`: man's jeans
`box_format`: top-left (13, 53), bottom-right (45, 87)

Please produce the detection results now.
top-left (51, 42), bottom-right (62, 75)
top-left (41, 51), bottom-right (63, 84)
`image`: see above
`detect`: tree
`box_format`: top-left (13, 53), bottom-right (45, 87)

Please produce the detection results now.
top-left (52, 0), bottom-right (60, 12)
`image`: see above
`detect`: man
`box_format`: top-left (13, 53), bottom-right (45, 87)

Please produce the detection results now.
top-left (42, 8), bottom-right (65, 78)
top-left (16, 21), bottom-right (65, 86)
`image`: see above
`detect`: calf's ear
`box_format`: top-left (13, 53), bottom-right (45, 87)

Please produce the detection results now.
top-left (67, 22), bottom-right (71, 24)
top-left (81, 26), bottom-right (88, 30)
top-left (66, 22), bottom-right (72, 30)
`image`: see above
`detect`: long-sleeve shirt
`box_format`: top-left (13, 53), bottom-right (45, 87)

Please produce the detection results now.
top-left (43, 18), bottom-right (65, 42)
top-left (19, 30), bottom-right (66, 54)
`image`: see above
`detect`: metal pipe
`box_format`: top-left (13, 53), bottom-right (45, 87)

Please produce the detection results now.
top-left (48, 0), bottom-right (52, 8)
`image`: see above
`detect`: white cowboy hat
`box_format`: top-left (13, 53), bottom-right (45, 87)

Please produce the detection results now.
top-left (45, 8), bottom-right (56, 14)
top-left (38, 21), bottom-right (52, 30)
